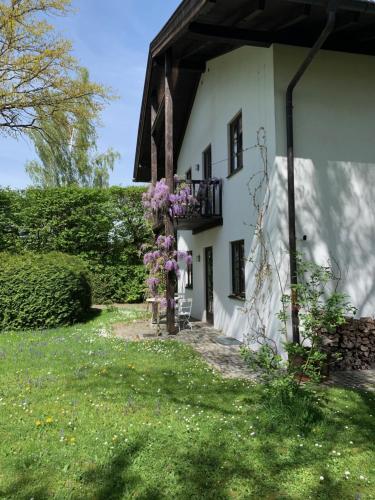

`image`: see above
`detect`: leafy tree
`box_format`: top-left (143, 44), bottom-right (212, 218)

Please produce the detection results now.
top-left (26, 69), bottom-right (120, 187)
top-left (0, 0), bottom-right (110, 137)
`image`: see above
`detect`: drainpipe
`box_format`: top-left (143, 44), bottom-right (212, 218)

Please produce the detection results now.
top-left (286, 2), bottom-right (337, 344)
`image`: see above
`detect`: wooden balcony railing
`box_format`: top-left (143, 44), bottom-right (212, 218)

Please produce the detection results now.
top-left (174, 179), bottom-right (223, 233)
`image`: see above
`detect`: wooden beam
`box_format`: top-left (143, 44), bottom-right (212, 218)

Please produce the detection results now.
top-left (177, 60), bottom-right (207, 72)
top-left (151, 100), bottom-right (158, 185)
top-left (164, 50), bottom-right (177, 335)
top-left (275, 4), bottom-right (311, 32)
top-left (358, 29), bottom-right (375, 43)
top-left (225, 0), bottom-right (266, 26)
top-left (188, 22), bottom-right (272, 46)
top-left (333, 11), bottom-right (361, 33)
top-left (151, 96), bottom-right (165, 137)
top-left (165, 55), bottom-right (174, 193)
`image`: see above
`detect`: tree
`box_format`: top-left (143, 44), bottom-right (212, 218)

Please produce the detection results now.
top-left (0, 0), bottom-right (110, 137)
top-left (25, 69), bottom-right (120, 187)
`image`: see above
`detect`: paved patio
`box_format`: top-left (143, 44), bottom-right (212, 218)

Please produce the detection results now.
top-left (112, 319), bottom-right (258, 380)
top-left (111, 316), bottom-right (375, 390)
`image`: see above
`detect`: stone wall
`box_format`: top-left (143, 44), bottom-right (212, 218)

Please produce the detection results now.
top-left (322, 318), bottom-right (375, 370)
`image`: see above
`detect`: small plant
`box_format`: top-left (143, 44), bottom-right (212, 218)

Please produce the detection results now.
top-left (241, 344), bottom-right (283, 383)
top-left (242, 255), bottom-right (357, 428)
top-left (279, 254), bottom-right (357, 383)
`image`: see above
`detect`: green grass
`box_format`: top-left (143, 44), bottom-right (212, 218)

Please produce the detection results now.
top-left (0, 309), bottom-right (374, 499)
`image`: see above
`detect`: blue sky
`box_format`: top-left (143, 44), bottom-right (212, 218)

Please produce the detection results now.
top-left (0, 0), bottom-right (180, 188)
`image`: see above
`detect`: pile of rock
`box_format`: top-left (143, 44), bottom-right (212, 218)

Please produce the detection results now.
top-left (321, 317), bottom-right (375, 370)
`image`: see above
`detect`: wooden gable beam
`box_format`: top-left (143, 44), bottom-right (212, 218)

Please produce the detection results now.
top-left (151, 95), bottom-right (165, 137)
top-left (224, 0), bottom-right (266, 26)
top-left (333, 10), bottom-right (361, 33)
top-left (275, 4), bottom-right (311, 31)
top-left (188, 22), bottom-right (272, 46)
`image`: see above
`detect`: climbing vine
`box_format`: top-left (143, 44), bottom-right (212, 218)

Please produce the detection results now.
top-left (142, 177), bottom-right (197, 220)
top-left (143, 234), bottom-right (191, 307)
top-left (242, 127), bottom-right (288, 350)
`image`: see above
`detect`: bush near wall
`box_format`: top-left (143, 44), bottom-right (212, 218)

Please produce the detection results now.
top-left (88, 262), bottom-right (146, 304)
top-left (0, 186), bottom-right (151, 304)
top-left (0, 253), bottom-right (92, 330)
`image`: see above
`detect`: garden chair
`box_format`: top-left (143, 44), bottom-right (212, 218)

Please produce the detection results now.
top-left (176, 298), bottom-right (193, 331)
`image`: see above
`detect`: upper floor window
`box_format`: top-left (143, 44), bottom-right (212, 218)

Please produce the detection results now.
top-left (229, 112), bottom-right (243, 175)
top-left (203, 144), bottom-right (212, 180)
top-left (231, 240), bottom-right (245, 298)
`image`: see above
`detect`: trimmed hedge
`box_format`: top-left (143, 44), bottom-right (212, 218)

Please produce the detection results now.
top-left (0, 187), bottom-right (152, 304)
top-left (0, 253), bottom-right (92, 330)
top-left (88, 263), bottom-right (146, 304)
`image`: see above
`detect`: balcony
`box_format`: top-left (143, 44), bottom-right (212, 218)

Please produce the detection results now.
top-left (174, 179), bottom-right (223, 234)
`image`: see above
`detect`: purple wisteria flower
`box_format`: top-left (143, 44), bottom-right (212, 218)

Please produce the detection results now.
top-left (147, 277), bottom-right (160, 288)
top-left (143, 252), bottom-right (154, 265)
top-left (156, 235), bottom-right (175, 250)
top-left (165, 259), bottom-right (179, 272)
top-left (185, 254), bottom-right (193, 266)
top-left (160, 298), bottom-right (176, 308)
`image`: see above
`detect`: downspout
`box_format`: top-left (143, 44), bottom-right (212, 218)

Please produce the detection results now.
top-left (286, 2), bottom-right (337, 344)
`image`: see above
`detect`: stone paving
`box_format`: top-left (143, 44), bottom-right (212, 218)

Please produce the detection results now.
top-left (325, 368), bottom-right (375, 393)
top-left (111, 316), bottom-right (375, 390)
top-left (173, 324), bottom-right (258, 380)
top-left (112, 319), bottom-right (258, 380)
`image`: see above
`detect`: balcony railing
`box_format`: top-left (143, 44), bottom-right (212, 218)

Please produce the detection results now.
top-left (174, 179), bottom-right (223, 233)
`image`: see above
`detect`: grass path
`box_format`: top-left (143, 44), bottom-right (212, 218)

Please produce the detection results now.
top-left (0, 309), bottom-right (374, 499)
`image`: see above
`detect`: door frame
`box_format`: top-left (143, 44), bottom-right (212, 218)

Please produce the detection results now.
top-left (205, 246), bottom-right (214, 324)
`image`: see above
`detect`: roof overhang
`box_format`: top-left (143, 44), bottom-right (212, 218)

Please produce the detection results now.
top-left (134, 0), bottom-right (375, 182)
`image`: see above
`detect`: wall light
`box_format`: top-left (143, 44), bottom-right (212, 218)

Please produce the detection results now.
top-left (195, 163), bottom-right (200, 172)
top-left (196, 255), bottom-right (201, 263)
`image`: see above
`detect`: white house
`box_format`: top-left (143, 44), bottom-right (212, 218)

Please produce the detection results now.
top-left (134, 0), bottom-right (375, 352)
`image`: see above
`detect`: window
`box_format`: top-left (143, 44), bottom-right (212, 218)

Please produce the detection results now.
top-left (231, 240), bottom-right (245, 298)
top-left (186, 168), bottom-right (192, 181)
top-left (186, 251), bottom-right (193, 289)
top-left (203, 145), bottom-right (212, 180)
top-left (229, 112), bottom-right (243, 175)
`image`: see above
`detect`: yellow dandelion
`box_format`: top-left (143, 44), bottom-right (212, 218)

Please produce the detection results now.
top-left (35, 420), bottom-right (42, 427)
top-left (69, 437), bottom-right (76, 444)
top-left (45, 416), bottom-right (54, 424)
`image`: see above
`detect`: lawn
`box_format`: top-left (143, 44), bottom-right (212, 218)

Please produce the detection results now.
top-left (0, 308), bottom-right (374, 500)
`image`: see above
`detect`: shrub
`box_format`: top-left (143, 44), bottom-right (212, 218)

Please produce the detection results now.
top-left (0, 186), bottom-right (152, 304)
top-left (88, 263), bottom-right (146, 304)
top-left (0, 252), bottom-right (92, 330)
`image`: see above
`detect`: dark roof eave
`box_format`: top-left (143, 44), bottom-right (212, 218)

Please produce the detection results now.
top-left (133, 0), bottom-right (375, 182)
top-left (133, 0), bottom-right (211, 182)
top-left (133, 52), bottom-right (153, 182)
top-left (290, 0), bottom-right (375, 12)
top-left (150, 0), bottom-right (212, 57)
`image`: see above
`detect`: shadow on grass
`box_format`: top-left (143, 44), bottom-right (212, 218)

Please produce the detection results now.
top-left (80, 438), bottom-right (165, 500)
top-left (80, 306), bottom-right (102, 323)
top-left (0, 471), bottom-right (51, 500)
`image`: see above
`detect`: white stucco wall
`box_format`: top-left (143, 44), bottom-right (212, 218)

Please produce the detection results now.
top-left (177, 42), bottom-right (375, 350)
top-left (273, 45), bottom-right (375, 319)
top-left (177, 45), bottom-right (277, 341)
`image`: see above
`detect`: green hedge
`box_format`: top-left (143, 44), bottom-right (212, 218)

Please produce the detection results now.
top-left (88, 263), bottom-right (146, 304)
top-left (0, 187), bottom-right (152, 304)
top-left (0, 253), bottom-right (92, 330)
